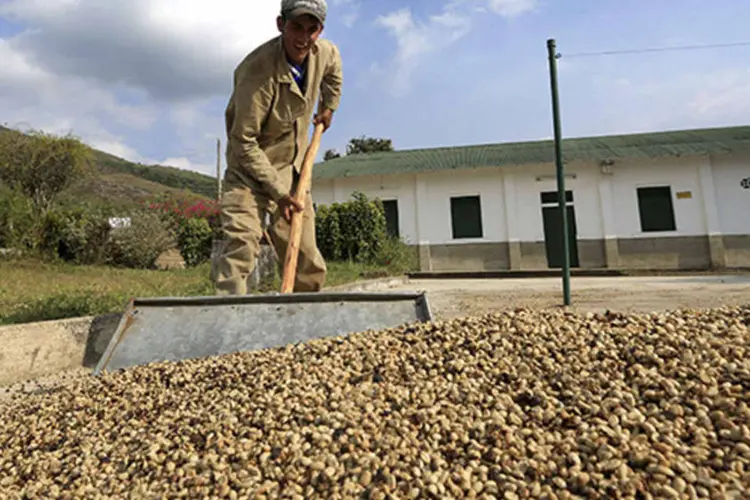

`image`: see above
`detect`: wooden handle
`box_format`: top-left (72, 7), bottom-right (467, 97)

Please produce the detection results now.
top-left (280, 122), bottom-right (325, 293)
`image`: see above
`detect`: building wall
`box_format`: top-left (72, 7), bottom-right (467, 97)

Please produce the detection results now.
top-left (311, 152), bottom-right (750, 271)
top-left (418, 169), bottom-right (512, 270)
top-left (711, 152), bottom-right (750, 267)
top-left (607, 155), bottom-right (712, 269)
top-left (511, 161), bottom-right (605, 269)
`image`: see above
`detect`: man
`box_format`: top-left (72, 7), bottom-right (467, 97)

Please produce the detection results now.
top-left (213, 0), bottom-right (343, 295)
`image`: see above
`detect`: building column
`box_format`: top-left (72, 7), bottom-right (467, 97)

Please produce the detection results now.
top-left (414, 175), bottom-right (432, 272)
top-left (502, 172), bottom-right (521, 270)
top-left (332, 178), bottom-right (345, 202)
top-left (698, 158), bottom-right (726, 268)
top-left (598, 174), bottom-right (620, 268)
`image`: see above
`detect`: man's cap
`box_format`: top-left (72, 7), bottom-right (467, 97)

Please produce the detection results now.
top-left (281, 0), bottom-right (327, 24)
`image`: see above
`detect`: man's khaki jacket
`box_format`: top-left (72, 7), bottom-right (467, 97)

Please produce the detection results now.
top-left (224, 35), bottom-right (343, 202)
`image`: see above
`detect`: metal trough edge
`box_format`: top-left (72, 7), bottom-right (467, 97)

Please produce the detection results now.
top-left (127, 291), bottom-right (432, 308)
top-left (93, 291), bottom-right (433, 376)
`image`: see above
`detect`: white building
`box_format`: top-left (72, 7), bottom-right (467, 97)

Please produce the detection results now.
top-left (311, 125), bottom-right (750, 272)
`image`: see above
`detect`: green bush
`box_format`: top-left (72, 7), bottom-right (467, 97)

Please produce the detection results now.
top-left (105, 209), bottom-right (174, 269)
top-left (314, 204), bottom-right (343, 261)
top-left (40, 205), bottom-right (113, 264)
top-left (177, 217), bottom-right (214, 267)
top-left (0, 190), bottom-right (118, 264)
top-left (373, 235), bottom-right (419, 273)
top-left (0, 127), bottom-right (93, 215)
top-left (314, 191), bottom-right (419, 273)
top-left (0, 186), bottom-right (36, 251)
top-left (315, 192), bottom-right (388, 264)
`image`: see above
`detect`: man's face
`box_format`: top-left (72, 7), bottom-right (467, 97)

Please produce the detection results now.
top-left (277, 14), bottom-right (323, 65)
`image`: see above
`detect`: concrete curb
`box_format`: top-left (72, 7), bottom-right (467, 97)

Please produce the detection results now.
top-left (323, 276), bottom-right (409, 292)
top-left (0, 313), bottom-right (123, 387)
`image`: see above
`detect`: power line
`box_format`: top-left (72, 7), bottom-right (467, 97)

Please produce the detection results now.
top-left (559, 41), bottom-right (750, 59)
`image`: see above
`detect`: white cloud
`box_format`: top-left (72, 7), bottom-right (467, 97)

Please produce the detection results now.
top-left (0, 37), bottom-right (156, 154)
top-left (562, 67), bottom-right (750, 136)
top-left (0, 0), bottom-right (280, 101)
top-left (373, 5), bottom-right (472, 96)
top-left (373, 0), bottom-right (536, 96)
top-left (0, 0), bottom-right (285, 177)
top-left (487, 0), bottom-right (538, 18)
top-left (688, 69), bottom-right (750, 119)
top-left (92, 140), bottom-right (143, 163)
top-left (330, 0), bottom-right (360, 28)
top-left (157, 157), bottom-right (215, 176)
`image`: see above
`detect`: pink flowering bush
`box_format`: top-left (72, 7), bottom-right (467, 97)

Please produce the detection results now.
top-left (143, 196), bottom-right (219, 228)
top-left (142, 194), bottom-right (222, 267)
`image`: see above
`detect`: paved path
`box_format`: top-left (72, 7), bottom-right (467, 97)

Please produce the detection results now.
top-left (380, 274), bottom-right (750, 319)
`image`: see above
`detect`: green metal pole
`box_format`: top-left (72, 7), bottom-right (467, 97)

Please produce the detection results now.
top-left (547, 38), bottom-right (572, 306)
top-left (217, 138), bottom-right (222, 201)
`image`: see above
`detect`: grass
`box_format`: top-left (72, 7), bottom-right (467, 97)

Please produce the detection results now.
top-left (0, 257), bottom-right (412, 326)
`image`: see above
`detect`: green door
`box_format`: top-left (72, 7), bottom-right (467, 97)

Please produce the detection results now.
top-left (381, 200), bottom-right (400, 238)
top-left (542, 203), bottom-right (580, 269)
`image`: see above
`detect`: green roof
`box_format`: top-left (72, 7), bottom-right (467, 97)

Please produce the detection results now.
top-left (313, 125), bottom-right (750, 180)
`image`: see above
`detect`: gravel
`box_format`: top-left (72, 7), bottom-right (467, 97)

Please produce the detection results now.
top-left (1, 305), bottom-right (749, 498)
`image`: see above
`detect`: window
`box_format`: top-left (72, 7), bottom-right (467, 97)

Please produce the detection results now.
top-left (637, 186), bottom-right (676, 232)
top-left (381, 199), bottom-right (400, 238)
top-left (450, 195), bottom-right (483, 239)
top-left (540, 190), bottom-right (574, 205)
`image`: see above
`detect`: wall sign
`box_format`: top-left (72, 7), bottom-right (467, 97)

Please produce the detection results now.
top-left (676, 191), bottom-right (692, 199)
top-left (741, 177), bottom-right (750, 189)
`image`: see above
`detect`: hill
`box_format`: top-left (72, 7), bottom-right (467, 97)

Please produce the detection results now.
top-left (0, 124), bottom-right (218, 210)
top-left (92, 149), bottom-right (217, 199)
top-left (57, 172), bottom-right (209, 211)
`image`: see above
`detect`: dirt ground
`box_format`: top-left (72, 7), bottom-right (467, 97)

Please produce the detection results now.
top-left (2, 273), bottom-right (748, 401)
top-left (382, 274), bottom-right (750, 320)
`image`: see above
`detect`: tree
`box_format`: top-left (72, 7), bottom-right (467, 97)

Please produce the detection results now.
top-left (0, 127), bottom-right (94, 214)
top-left (346, 136), bottom-right (394, 155)
top-left (323, 148), bottom-right (341, 161)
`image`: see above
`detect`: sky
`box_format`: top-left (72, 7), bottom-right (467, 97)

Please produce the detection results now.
top-left (1, 0), bottom-right (749, 178)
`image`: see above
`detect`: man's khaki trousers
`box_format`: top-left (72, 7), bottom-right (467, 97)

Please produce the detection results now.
top-left (212, 171), bottom-right (327, 295)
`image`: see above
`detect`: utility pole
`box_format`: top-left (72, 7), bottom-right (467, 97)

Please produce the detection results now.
top-left (547, 38), bottom-right (572, 306)
top-left (216, 138), bottom-right (222, 201)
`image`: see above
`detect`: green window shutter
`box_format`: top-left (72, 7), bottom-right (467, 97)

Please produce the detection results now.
top-left (637, 186), bottom-right (676, 232)
top-left (450, 196), bottom-right (483, 239)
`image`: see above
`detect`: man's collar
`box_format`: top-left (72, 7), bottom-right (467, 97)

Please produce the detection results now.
top-left (274, 35), bottom-right (318, 84)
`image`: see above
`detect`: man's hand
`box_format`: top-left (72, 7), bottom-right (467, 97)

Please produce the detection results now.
top-left (277, 194), bottom-right (304, 222)
top-left (312, 108), bottom-right (334, 132)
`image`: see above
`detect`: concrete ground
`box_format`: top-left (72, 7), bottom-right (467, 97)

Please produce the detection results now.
top-left (381, 274), bottom-right (750, 319)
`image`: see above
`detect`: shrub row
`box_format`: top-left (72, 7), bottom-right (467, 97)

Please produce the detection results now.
top-left (0, 190), bottom-right (222, 270)
top-left (1, 186), bottom-right (416, 272)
